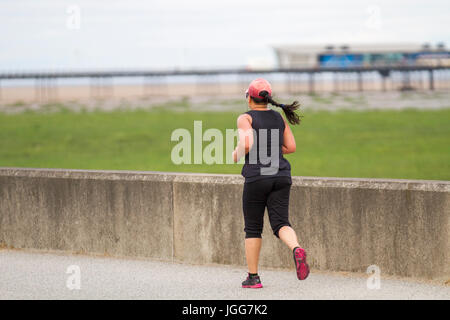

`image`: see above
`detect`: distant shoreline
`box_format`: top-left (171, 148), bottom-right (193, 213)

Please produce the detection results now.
top-left (1, 87), bottom-right (449, 114)
top-left (1, 81), bottom-right (449, 105)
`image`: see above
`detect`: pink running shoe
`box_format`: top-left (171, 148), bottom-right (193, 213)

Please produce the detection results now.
top-left (293, 247), bottom-right (310, 280)
top-left (241, 274), bottom-right (263, 288)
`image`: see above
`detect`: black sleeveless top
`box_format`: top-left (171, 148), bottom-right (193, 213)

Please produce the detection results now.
top-left (241, 109), bottom-right (291, 183)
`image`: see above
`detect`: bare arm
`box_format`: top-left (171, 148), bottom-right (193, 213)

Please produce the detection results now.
top-left (232, 114), bottom-right (253, 163)
top-left (282, 117), bottom-right (296, 154)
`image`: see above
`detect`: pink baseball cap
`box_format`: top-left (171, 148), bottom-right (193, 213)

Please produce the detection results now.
top-left (246, 78), bottom-right (272, 99)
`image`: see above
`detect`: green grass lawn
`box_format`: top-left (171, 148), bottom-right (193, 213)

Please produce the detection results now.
top-left (1, 108), bottom-right (449, 180)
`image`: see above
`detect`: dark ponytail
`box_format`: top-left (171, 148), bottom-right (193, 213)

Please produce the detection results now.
top-left (252, 90), bottom-right (302, 125)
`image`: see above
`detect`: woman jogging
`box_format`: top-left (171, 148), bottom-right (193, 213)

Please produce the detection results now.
top-left (232, 78), bottom-right (309, 289)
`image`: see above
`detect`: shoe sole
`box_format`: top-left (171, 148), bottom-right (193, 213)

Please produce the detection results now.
top-left (294, 248), bottom-right (310, 280)
top-left (242, 283), bottom-right (263, 288)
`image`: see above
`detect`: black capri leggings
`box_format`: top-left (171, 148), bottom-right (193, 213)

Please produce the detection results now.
top-left (242, 176), bottom-right (292, 239)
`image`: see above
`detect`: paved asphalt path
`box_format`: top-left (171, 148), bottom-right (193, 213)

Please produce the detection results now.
top-left (0, 249), bottom-right (448, 300)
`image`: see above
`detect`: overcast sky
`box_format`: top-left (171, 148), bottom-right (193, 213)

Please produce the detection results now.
top-left (0, 0), bottom-right (449, 70)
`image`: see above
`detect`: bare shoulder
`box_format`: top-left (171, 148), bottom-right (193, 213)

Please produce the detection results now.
top-left (237, 113), bottom-right (252, 125)
top-left (276, 110), bottom-right (288, 126)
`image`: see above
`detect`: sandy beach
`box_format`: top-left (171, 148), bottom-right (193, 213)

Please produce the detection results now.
top-left (0, 73), bottom-right (449, 115)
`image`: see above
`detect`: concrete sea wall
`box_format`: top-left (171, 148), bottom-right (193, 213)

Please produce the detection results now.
top-left (0, 167), bottom-right (448, 280)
